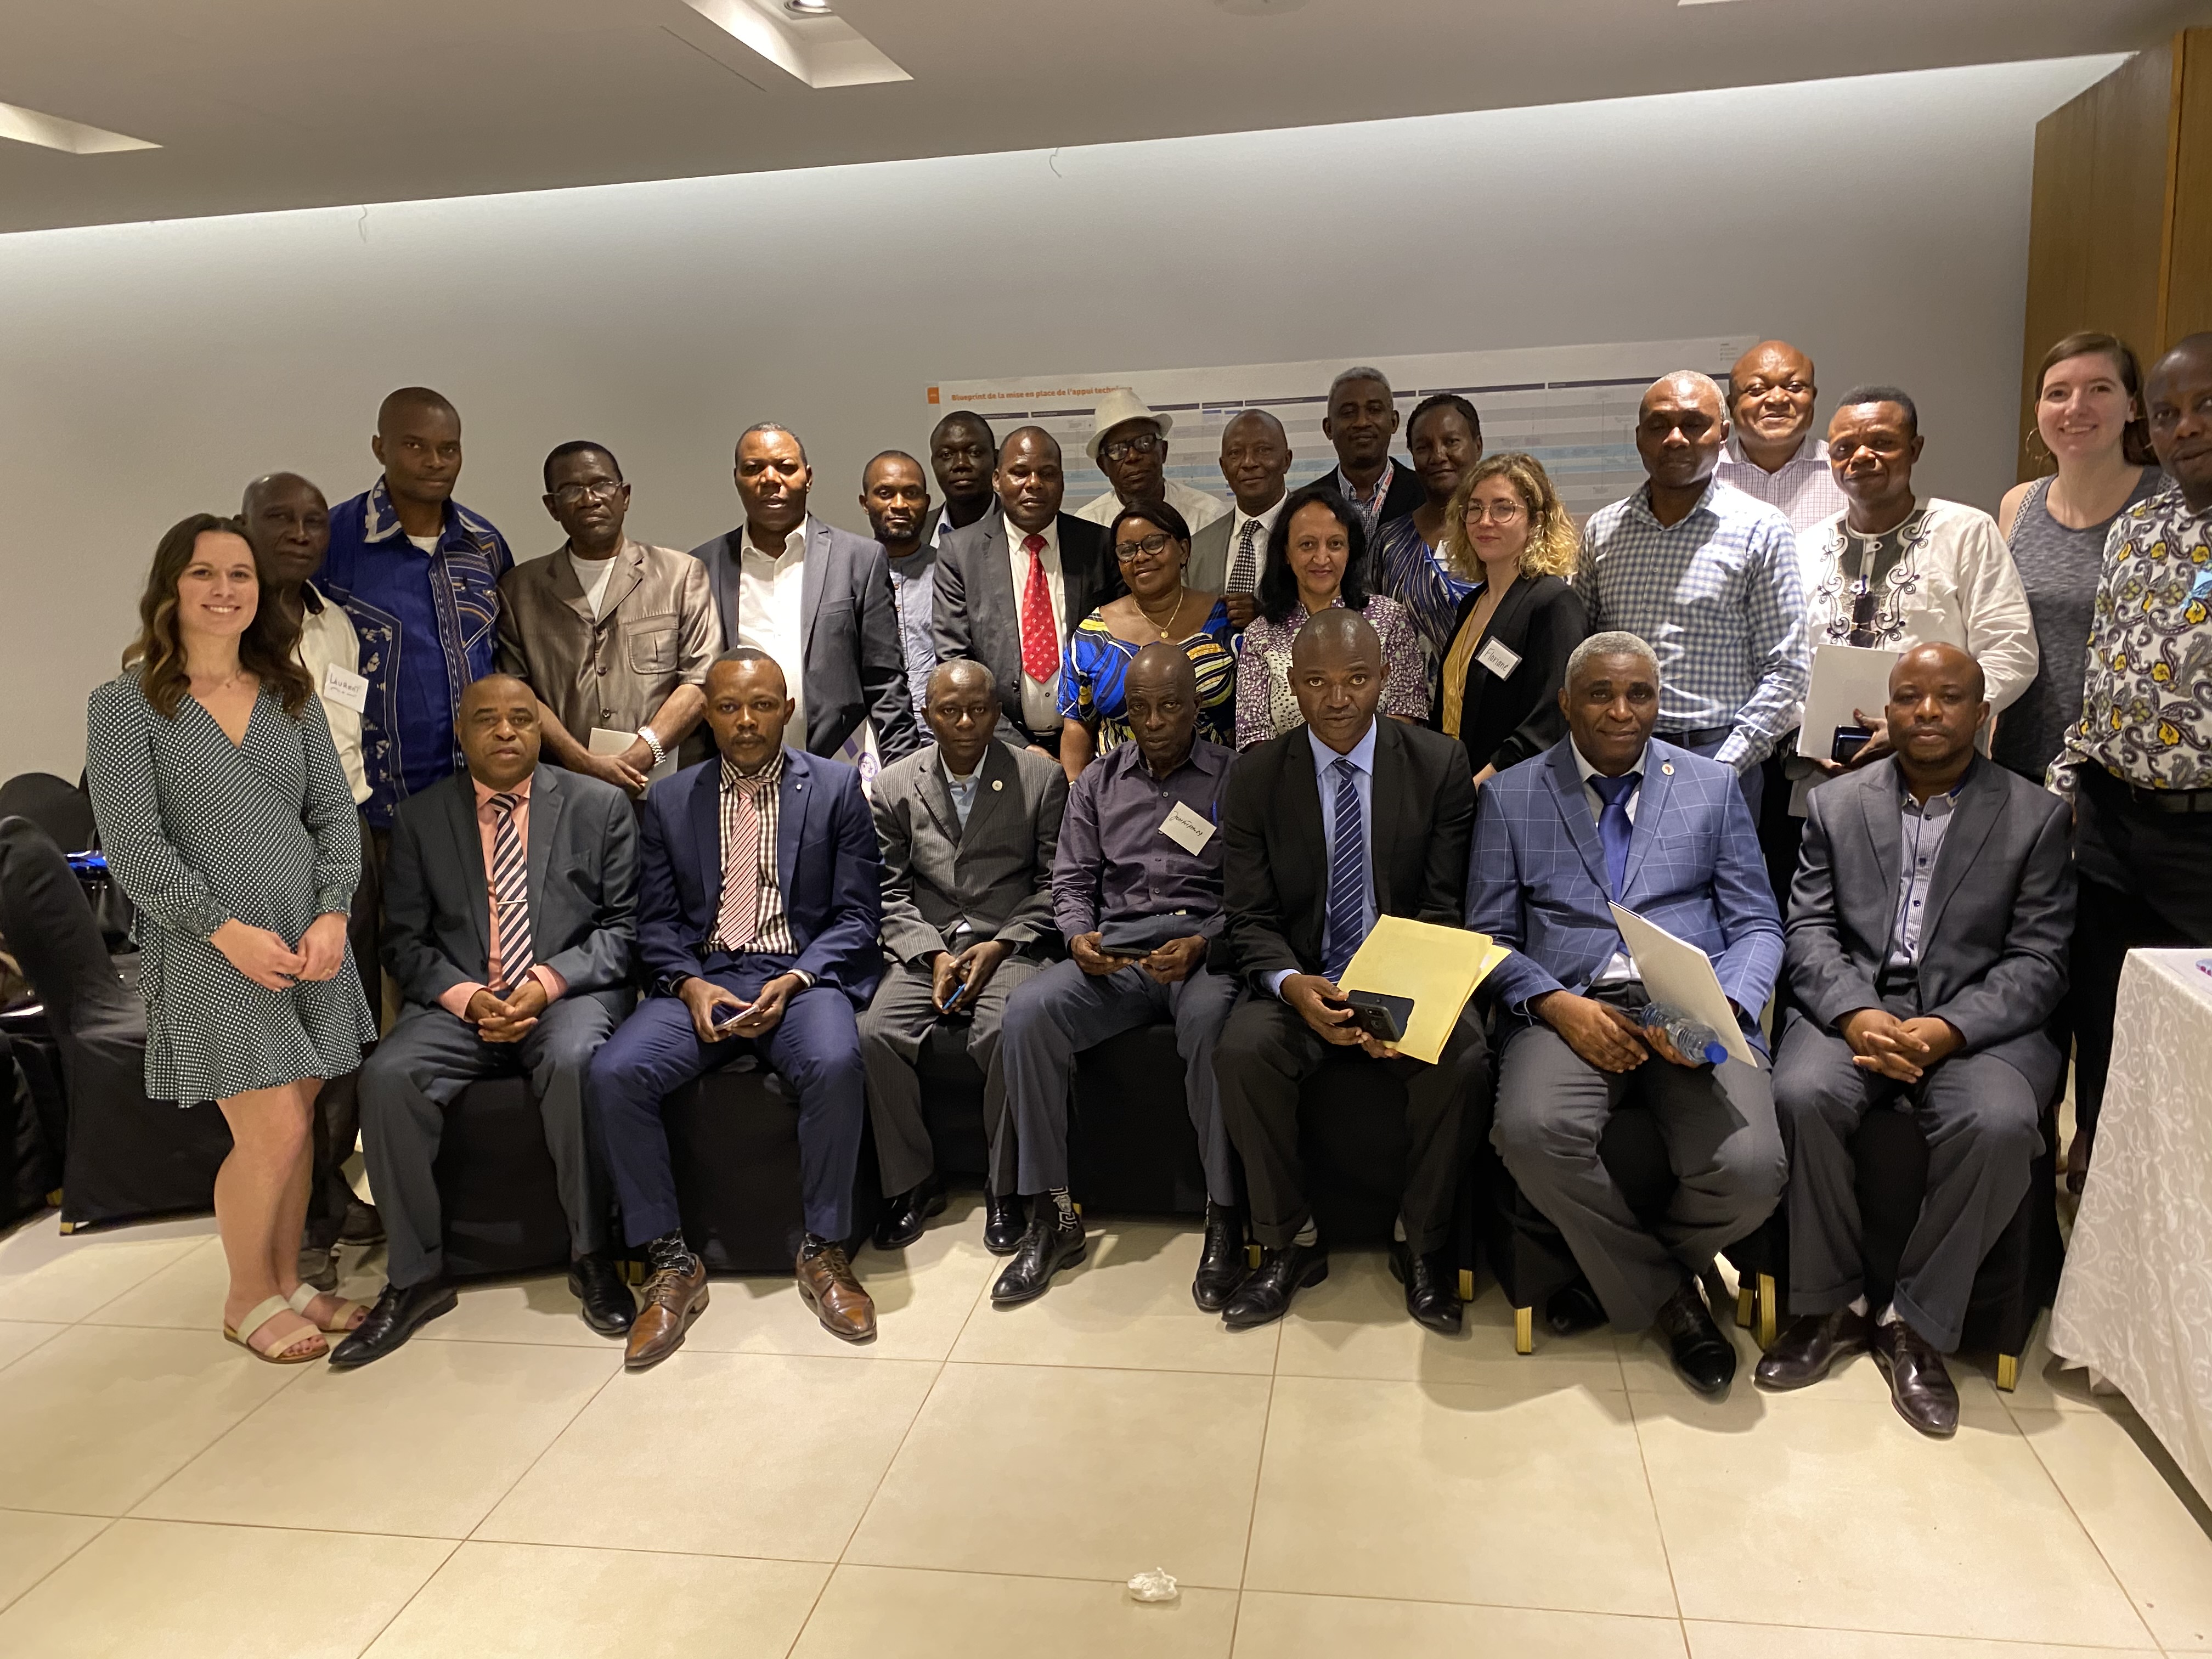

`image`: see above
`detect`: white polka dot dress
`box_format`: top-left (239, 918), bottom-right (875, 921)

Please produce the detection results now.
top-left (84, 672), bottom-right (378, 1104)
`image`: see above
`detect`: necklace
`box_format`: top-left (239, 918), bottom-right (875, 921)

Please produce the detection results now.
top-left (1136, 585), bottom-right (1186, 640)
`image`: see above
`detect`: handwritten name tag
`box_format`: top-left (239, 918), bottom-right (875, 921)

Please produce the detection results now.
top-left (1475, 637), bottom-right (1522, 680)
top-left (1159, 800), bottom-right (1216, 854)
top-left (320, 663), bottom-right (370, 715)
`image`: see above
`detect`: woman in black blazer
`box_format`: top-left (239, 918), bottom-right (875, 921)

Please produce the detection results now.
top-left (1429, 452), bottom-right (1589, 785)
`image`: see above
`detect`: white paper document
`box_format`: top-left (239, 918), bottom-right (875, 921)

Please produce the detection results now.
top-left (1796, 644), bottom-right (1897, 762)
top-left (1606, 902), bottom-right (1758, 1067)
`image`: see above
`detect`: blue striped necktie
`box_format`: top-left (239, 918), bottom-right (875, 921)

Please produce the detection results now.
top-left (1322, 755), bottom-right (1365, 982)
top-left (489, 792), bottom-right (534, 991)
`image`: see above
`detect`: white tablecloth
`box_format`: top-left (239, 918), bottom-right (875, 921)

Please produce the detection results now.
top-left (2051, 948), bottom-right (2212, 1504)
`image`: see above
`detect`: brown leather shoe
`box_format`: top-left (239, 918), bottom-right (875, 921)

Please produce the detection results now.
top-left (1754, 1305), bottom-right (1872, 1392)
top-left (797, 1241), bottom-right (877, 1343)
top-left (624, 1255), bottom-right (708, 1372)
top-left (1870, 1316), bottom-right (1959, 1437)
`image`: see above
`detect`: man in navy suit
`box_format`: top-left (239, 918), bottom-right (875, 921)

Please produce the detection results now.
top-left (1467, 630), bottom-right (1786, 1396)
top-left (589, 650), bottom-right (885, 1369)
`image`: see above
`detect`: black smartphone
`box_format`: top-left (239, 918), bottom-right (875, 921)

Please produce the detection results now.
top-left (1831, 725), bottom-right (1874, 765)
top-left (1343, 990), bottom-right (1415, 1042)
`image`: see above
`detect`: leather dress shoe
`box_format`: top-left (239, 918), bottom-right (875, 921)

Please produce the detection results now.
top-left (1222, 1241), bottom-right (1328, 1331)
top-left (1547, 1280), bottom-right (1608, 1337)
top-left (797, 1241), bottom-right (877, 1342)
top-left (1655, 1277), bottom-right (1737, 1396)
top-left (328, 1278), bottom-right (458, 1369)
top-left (1871, 1316), bottom-right (1960, 1437)
top-left (1755, 1305), bottom-right (1871, 1392)
top-left (337, 1198), bottom-right (385, 1246)
top-left (1191, 1204), bottom-right (1248, 1312)
top-left (1387, 1239), bottom-right (1462, 1335)
top-left (873, 1179), bottom-right (946, 1252)
top-left (625, 1254), bottom-right (708, 1371)
top-left (569, 1252), bottom-right (636, 1337)
top-left (983, 1193), bottom-right (1025, 1255)
top-left (991, 1209), bottom-right (1086, 1306)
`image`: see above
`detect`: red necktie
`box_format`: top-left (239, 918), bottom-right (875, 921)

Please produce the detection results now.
top-left (1019, 533), bottom-right (1058, 684)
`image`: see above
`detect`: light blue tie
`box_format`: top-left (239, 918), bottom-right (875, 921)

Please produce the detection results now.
top-left (1322, 755), bottom-right (1366, 982)
top-left (1590, 771), bottom-right (1640, 901)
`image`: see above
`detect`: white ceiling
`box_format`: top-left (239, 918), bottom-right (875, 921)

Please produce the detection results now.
top-left (2, 0), bottom-right (2199, 234)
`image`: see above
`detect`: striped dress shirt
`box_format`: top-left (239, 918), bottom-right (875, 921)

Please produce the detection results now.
top-left (716, 751), bottom-right (796, 956)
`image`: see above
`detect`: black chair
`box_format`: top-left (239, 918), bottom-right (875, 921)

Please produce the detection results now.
top-left (1, 1031), bottom-right (62, 1228)
top-left (663, 1066), bottom-right (881, 1272)
top-left (0, 774), bottom-right (96, 856)
top-left (434, 1078), bottom-right (578, 1280)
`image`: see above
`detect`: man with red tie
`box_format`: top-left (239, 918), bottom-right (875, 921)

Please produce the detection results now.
top-left (336, 674), bottom-right (642, 1368)
top-left (589, 650), bottom-right (887, 1368)
top-left (932, 425), bottom-right (1116, 755)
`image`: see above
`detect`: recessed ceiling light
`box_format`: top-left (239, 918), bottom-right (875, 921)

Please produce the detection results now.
top-left (785, 0), bottom-right (832, 13)
top-left (0, 99), bottom-right (159, 155)
top-left (683, 0), bottom-right (906, 87)
top-left (1216, 0), bottom-right (1310, 14)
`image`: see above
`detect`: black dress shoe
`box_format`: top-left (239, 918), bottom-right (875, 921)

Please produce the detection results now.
top-left (328, 1278), bottom-right (458, 1369)
top-left (1191, 1204), bottom-right (1248, 1312)
top-left (990, 1209), bottom-right (1086, 1306)
top-left (337, 1198), bottom-right (385, 1247)
top-left (1654, 1277), bottom-right (1737, 1396)
top-left (568, 1252), bottom-right (636, 1337)
top-left (1871, 1316), bottom-right (1960, 1437)
top-left (1546, 1280), bottom-right (1609, 1337)
top-left (1754, 1305), bottom-right (1872, 1392)
top-left (1387, 1239), bottom-right (1463, 1335)
top-left (982, 1193), bottom-right (1025, 1256)
top-left (872, 1179), bottom-right (946, 1252)
top-left (1222, 1242), bottom-right (1328, 1331)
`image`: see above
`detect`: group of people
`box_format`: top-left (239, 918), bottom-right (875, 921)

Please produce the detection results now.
top-left (74, 329), bottom-right (2212, 1440)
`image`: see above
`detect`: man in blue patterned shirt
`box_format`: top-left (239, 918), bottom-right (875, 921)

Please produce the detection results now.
top-left (1577, 371), bottom-right (1808, 818)
top-left (321, 386), bottom-right (514, 834)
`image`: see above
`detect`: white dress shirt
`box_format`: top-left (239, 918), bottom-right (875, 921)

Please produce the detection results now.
top-left (1003, 511), bottom-right (1066, 736)
top-left (1221, 497), bottom-right (1288, 592)
top-left (1073, 477), bottom-right (1231, 535)
top-left (294, 581), bottom-right (370, 805)
top-left (737, 522), bottom-right (809, 741)
top-left (1713, 434), bottom-right (1848, 534)
top-left (1571, 738), bottom-right (1647, 984)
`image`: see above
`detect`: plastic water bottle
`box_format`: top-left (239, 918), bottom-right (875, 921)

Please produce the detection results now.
top-left (1637, 1002), bottom-right (1728, 1065)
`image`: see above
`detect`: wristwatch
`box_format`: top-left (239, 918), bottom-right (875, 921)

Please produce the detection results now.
top-left (638, 727), bottom-right (668, 766)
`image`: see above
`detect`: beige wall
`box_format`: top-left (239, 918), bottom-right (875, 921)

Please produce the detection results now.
top-left (0, 55), bottom-right (2118, 781)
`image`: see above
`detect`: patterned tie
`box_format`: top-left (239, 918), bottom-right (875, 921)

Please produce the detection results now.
top-left (488, 793), bottom-right (533, 991)
top-left (1226, 517), bottom-right (1262, 595)
top-left (1018, 533), bottom-right (1059, 684)
top-left (1590, 772), bottom-right (1640, 901)
top-left (715, 775), bottom-right (772, 951)
top-left (1321, 756), bottom-right (1367, 983)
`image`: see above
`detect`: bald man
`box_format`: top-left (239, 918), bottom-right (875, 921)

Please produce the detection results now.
top-left (336, 674), bottom-right (642, 1369)
top-left (1714, 340), bottom-right (1847, 531)
top-left (1577, 370), bottom-right (1807, 818)
top-left (1189, 409), bottom-right (1295, 630)
top-left (1763, 644), bottom-right (2072, 1436)
top-left (322, 387), bottom-right (515, 831)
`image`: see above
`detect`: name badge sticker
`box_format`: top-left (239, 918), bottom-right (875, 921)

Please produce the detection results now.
top-left (321, 663), bottom-right (370, 715)
top-left (1159, 800), bottom-right (1216, 854)
top-left (1475, 637), bottom-right (1523, 680)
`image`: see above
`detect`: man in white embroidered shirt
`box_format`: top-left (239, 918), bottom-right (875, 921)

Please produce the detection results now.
top-left (1578, 370), bottom-right (1808, 817)
top-left (1071, 387), bottom-right (1228, 539)
top-left (1714, 341), bottom-right (1848, 533)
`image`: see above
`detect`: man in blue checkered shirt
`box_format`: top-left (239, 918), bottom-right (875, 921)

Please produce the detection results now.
top-left (1577, 371), bottom-right (1808, 817)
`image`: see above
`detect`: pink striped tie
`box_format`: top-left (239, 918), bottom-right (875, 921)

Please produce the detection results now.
top-left (715, 777), bottom-right (769, 950)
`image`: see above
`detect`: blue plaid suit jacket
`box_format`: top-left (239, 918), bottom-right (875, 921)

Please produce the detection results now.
top-left (1465, 736), bottom-right (1782, 1040)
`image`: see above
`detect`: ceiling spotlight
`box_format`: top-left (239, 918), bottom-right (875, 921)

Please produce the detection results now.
top-left (784, 0), bottom-right (832, 13)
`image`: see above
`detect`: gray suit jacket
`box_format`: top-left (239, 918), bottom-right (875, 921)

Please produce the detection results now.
top-left (382, 763), bottom-right (639, 1011)
top-left (1188, 513), bottom-right (1231, 594)
top-left (871, 740), bottom-right (1067, 965)
top-left (689, 516), bottom-right (921, 763)
top-left (1785, 754), bottom-right (2074, 1095)
top-left (930, 510), bottom-right (1115, 747)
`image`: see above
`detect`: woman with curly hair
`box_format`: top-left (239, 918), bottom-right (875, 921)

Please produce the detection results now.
top-left (1430, 452), bottom-right (1588, 787)
top-left (84, 513), bottom-right (378, 1362)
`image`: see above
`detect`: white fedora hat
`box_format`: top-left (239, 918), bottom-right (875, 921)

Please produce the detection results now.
top-left (1086, 388), bottom-right (1173, 465)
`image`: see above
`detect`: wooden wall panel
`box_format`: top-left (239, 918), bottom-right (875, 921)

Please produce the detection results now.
top-left (2168, 29), bottom-right (2212, 345)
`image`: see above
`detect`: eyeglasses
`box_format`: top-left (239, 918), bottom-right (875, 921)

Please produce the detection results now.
top-left (1115, 533), bottom-right (1179, 560)
top-left (1463, 500), bottom-right (1526, 525)
top-left (551, 479), bottom-right (624, 505)
top-left (1101, 432), bottom-right (1163, 464)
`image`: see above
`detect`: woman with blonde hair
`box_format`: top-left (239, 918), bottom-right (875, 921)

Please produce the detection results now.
top-left (1431, 452), bottom-right (1588, 786)
top-left (84, 514), bottom-right (377, 1362)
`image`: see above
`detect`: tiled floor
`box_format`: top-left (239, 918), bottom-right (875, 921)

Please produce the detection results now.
top-left (2, 1197), bottom-right (2209, 1657)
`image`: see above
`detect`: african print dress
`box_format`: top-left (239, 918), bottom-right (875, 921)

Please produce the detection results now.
top-left (1057, 599), bottom-right (1236, 752)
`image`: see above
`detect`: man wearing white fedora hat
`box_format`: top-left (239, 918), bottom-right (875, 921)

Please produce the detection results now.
top-left (1073, 388), bottom-right (1229, 536)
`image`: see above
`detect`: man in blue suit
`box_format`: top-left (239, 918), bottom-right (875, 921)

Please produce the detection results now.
top-left (1468, 630), bottom-right (1786, 1396)
top-left (590, 650), bottom-right (885, 1369)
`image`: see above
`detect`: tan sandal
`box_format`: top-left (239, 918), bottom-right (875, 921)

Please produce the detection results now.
top-left (289, 1282), bottom-right (368, 1334)
top-left (224, 1295), bottom-right (328, 1364)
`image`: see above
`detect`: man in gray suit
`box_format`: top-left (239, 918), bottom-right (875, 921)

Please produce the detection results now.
top-left (1187, 409), bottom-right (1294, 632)
top-left (932, 425), bottom-right (1115, 754)
top-left (859, 661), bottom-right (1068, 1256)
top-left (690, 422), bottom-right (919, 767)
top-left (1757, 644), bottom-right (2073, 1436)
top-left (334, 674), bottom-right (641, 1368)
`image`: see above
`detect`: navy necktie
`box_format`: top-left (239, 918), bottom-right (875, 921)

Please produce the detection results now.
top-left (1322, 755), bottom-right (1366, 981)
top-left (1589, 771), bottom-right (1640, 901)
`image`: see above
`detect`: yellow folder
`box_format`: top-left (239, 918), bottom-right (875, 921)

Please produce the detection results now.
top-left (1339, 915), bottom-right (1508, 1065)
